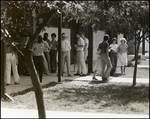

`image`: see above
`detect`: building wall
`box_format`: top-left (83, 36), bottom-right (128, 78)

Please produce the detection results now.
top-left (117, 33), bottom-right (124, 45)
top-left (93, 30), bottom-right (105, 61)
top-left (145, 40), bottom-right (149, 52)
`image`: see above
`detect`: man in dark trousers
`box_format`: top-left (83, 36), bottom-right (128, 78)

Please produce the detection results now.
top-left (50, 33), bottom-right (58, 73)
top-left (98, 34), bottom-right (112, 82)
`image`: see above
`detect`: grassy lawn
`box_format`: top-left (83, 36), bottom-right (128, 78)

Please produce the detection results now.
top-left (1, 81), bottom-right (149, 115)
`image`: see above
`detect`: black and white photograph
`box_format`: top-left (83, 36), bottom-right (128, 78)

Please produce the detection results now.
top-left (1, 1), bottom-right (149, 118)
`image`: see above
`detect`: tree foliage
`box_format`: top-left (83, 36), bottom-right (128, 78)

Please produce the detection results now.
top-left (1, 1), bottom-right (84, 118)
top-left (1, 1), bottom-right (84, 50)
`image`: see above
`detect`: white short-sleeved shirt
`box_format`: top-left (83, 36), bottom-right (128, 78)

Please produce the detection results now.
top-left (61, 40), bottom-right (71, 51)
top-left (76, 37), bottom-right (85, 51)
top-left (43, 41), bottom-right (50, 52)
top-left (33, 43), bottom-right (45, 56)
top-left (109, 44), bottom-right (118, 52)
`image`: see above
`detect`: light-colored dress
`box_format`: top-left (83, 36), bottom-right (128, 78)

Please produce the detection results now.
top-left (117, 44), bottom-right (128, 66)
top-left (93, 49), bottom-right (102, 75)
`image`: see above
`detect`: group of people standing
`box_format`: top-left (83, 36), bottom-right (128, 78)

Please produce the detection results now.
top-left (5, 31), bottom-right (89, 85)
top-left (32, 31), bottom-right (89, 84)
top-left (5, 31), bottom-right (128, 85)
top-left (61, 31), bottom-right (89, 77)
top-left (93, 34), bottom-right (128, 83)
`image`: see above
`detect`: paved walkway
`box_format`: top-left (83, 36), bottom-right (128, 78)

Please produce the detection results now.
top-left (1, 108), bottom-right (149, 118)
top-left (5, 59), bottom-right (149, 94)
top-left (6, 72), bottom-right (149, 95)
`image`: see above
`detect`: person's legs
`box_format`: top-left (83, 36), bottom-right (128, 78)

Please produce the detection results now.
top-left (33, 56), bottom-right (39, 74)
top-left (5, 53), bottom-right (11, 84)
top-left (113, 53), bottom-right (118, 74)
top-left (44, 52), bottom-right (51, 73)
top-left (109, 53), bottom-right (115, 75)
top-left (76, 52), bottom-right (81, 74)
top-left (61, 51), bottom-right (66, 76)
top-left (123, 65), bottom-right (126, 74)
top-left (11, 54), bottom-right (20, 83)
top-left (110, 53), bottom-right (115, 66)
top-left (84, 49), bottom-right (88, 61)
top-left (53, 50), bottom-right (57, 73)
top-left (100, 57), bottom-right (106, 79)
top-left (50, 50), bottom-right (57, 72)
top-left (101, 53), bottom-right (112, 79)
top-left (50, 50), bottom-right (54, 72)
top-left (65, 51), bottom-right (71, 76)
top-left (78, 51), bottom-right (87, 75)
top-left (39, 56), bottom-right (44, 83)
top-left (92, 70), bottom-right (98, 80)
top-left (121, 66), bottom-right (123, 74)
top-left (42, 54), bottom-right (50, 75)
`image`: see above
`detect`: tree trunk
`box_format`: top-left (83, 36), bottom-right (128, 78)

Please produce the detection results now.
top-left (1, 40), bottom-right (6, 98)
top-left (21, 49), bottom-right (46, 118)
top-left (133, 40), bottom-right (140, 87)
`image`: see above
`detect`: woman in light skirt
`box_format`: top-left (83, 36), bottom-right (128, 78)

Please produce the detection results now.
top-left (117, 38), bottom-right (128, 74)
top-left (92, 48), bottom-right (103, 80)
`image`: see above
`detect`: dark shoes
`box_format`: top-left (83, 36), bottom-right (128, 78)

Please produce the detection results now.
top-left (74, 73), bottom-right (80, 76)
top-left (80, 74), bottom-right (87, 77)
top-left (14, 82), bottom-right (20, 85)
top-left (102, 77), bottom-right (110, 83)
top-left (51, 70), bottom-right (56, 73)
top-left (68, 74), bottom-right (72, 77)
top-left (92, 77), bottom-right (98, 80)
top-left (6, 83), bottom-right (10, 86)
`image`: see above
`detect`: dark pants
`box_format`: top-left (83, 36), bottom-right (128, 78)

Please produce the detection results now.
top-left (101, 53), bottom-right (112, 79)
top-left (50, 50), bottom-right (57, 72)
top-left (109, 52), bottom-right (117, 75)
top-left (33, 56), bottom-right (44, 83)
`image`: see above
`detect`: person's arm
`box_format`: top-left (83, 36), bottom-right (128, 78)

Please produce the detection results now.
top-left (84, 38), bottom-right (88, 51)
top-left (44, 41), bottom-right (50, 49)
top-left (126, 44), bottom-right (129, 53)
top-left (105, 42), bottom-right (109, 52)
top-left (84, 43), bottom-right (88, 51)
top-left (56, 41), bottom-right (58, 50)
top-left (117, 45), bottom-right (122, 54)
top-left (68, 41), bottom-right (71, 50)
top-left (30, 44), bottom-right (36, 52)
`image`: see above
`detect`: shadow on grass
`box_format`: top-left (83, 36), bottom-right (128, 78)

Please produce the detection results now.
top-left (89, 80), bottom-right (104, 84)
top-left (53, 82), bottom-right (149, 107)
top-left (7, 80), bottom-right (149, 114)
top-left (10, 81), bottom-right (60, 97)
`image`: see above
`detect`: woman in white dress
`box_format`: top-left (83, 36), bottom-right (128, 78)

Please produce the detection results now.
top-left (117, 38), bottom-right (128, 74)
top-left (92, 46), bottom-right (102, 80)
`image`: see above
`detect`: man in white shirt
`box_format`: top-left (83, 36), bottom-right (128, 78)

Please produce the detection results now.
top-left (61, 33), bottom-right (72, 77)
top-left (81, 32), bottom-right (89, 61)
top-left (74, 32), bottom-right (87, 76)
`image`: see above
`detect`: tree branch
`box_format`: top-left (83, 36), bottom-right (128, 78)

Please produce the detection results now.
top-left (32, 14), bottom-right (55, 44)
